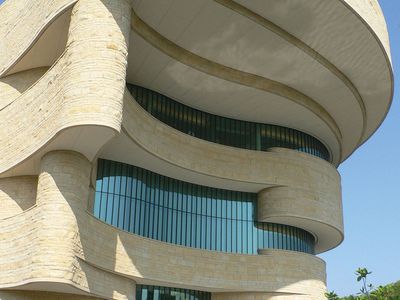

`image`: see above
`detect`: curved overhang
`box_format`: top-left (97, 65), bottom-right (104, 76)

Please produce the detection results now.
top-left (0, 68), bottom-right (48, 109)
top-left (258, 186), bottom-right (344, 254)
top-left (0, 52), bottom-right (119, 176)
top-left (130, 11), bottom-right (343, 154)
top-left (0, 0), bottom-right (77, 77)
top-left (338, 0), bottom-right (394, 161)
top-left (0, 204), bottom-right (135, 300)
top-left (0, 203), bottom-right (326, 299)
top-left (99, 90), bottom-right (341, 196)
top-left (0, 0), bottom-right (132, 177)
top-left (127, 0), bottom-right (393, 165)
top-left (82, 215), bottom-right (326, 297)
top-left (98, 92), bottom-right (343, 253)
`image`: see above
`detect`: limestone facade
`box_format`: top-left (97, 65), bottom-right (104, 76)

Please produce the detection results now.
top-left (0, 0), bottom-right (392, 299)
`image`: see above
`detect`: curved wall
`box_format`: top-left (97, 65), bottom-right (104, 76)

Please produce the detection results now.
top-left (99, 90), bottom-right (345, 253)
top-left (129, 10), bottom-right (343, 161)
top-left (258, 186), bottom-right (343, 253)
top-left (0, 151), bottom-right (327, 299)
top-left (127, 84), bottom-right (330, 161)
top-left (0, 0), bottom-right (77, 76)
top-left (0, 0), bottom-right (131, 176)
top-left (128, 0), bottom-right (393, 165)
top-left (0, 176), bottom-right (37, 219)
top-left (0, 68), bottom-right (48, 109)
top-left (343, 0), bottom-right (391, 59)
top-left (119, 89), bottom-right (339, 192)
top-left (82, 215), bottom-right (326, 298)
top-left (94, 159), bottom-right (315, 254)
top-left (0, 151), bottom-right (135, 300)
top-left (1, 0), bottom-right (392, 299)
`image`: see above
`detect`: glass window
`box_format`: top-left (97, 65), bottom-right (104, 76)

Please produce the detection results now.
top-left (126, 84), bottom-right (330, 161)
top-left (94, 159), bottom-right (315, 255)
top-left (136, 285), bottom-right (211, 300)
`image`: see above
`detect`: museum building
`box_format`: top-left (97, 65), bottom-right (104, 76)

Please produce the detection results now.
top-left (0, 0), bottom-right (393, 299)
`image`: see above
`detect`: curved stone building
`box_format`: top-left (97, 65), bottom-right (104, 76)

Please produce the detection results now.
top-left (0, 0), bottom-right (393, 299)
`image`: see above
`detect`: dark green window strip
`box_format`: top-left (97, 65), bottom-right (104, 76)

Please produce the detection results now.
top-left (93, 159), bottom-right (315, 254)
top-left (136, 285), bottom-right (211, 300)
top-left (126, 84), bottom-right (330, 161)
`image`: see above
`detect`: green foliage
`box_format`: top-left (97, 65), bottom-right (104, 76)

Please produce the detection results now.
top-left (372, 285), bottom-right (391, 299)
top-left (325, 291), bottom-right (340, 300)
top-left (325, 267), bottom-right (400, 300)
top-left (340, 296), bottom-right (358, 300)
top-left (355, 267), bottom-right (373, 298)
top-left (370, 281), bottom-right (400, 300)
top-left (326, 281), bottom-right (400, 300)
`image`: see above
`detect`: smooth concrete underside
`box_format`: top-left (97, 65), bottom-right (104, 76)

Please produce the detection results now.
top-left (99, 90), bottom-right (344, 254)
top-left (0, 0), bottom-right (393, 170)
top-left (0, 0), bottom-right (393, 299)
top-left (128, 0), bottom-right (393, 165)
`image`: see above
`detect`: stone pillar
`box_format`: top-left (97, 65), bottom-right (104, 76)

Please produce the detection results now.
top-left (62, 0), bottom-right (132, 131)
top-left (33, 150), bottom-right (91, 283)
top-left (32, 151), bottom-right (135, 300)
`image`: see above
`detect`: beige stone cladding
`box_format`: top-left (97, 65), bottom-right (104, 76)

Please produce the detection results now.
top-left (257, 184), bottom-right (343, 253)
top-left (0, 0), bottom-right (131, 175)
top-left (0, 0), bottom-right (135, 298)
top-left (128, 0), bottom-right (393, 166)
top-left (0, 0), bottom-right (392, 299)
top-left (0, 68), bottom-right (48, 109)
top-left (130, 9), bottom-right (342, 154)
top-left (82, 217), bottom-right (326, 298)
top-left (121, 90), bottom-right (341, 196)
top-left (0, 0), bottom-right (77, 76)
top-left (0, 290), bottom-right (104, 300)
top-left (0, 151), bottom-right (135, 299)
top-left (106, 91), bottom-right (343, 253)
top-left (0, 151), bottom-right (325, 299)
top-left (0, 176), bottom-right (37, 219)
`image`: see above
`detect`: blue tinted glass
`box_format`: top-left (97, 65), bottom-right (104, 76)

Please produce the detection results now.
top-left (126, 84), bottom-right (330, 162)
top-left (94, 191), bottom-right (101, 217)
top-left (136, 285), bottom-right (211, 300)
top-left (95, 159), bottom-right (315, 255)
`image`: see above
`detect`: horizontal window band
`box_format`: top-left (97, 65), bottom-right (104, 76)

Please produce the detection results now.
top-left (93, 159), bottom-right (315, 254)
top-left (127, 84), bottom-right (330, 161)
top-left (136, 285), bottom-right (211, 300)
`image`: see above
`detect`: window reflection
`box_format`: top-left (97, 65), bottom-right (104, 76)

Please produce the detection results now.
top-left (136, 285), bottom-right (211, 300)
top-left (127, 84), bottom-right (330, 161)
top-left (94, 159), bottom-right (315, 255)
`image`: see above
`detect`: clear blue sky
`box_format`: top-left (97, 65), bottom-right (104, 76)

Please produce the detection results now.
top-left (320, 0), bottom-right (399, 296)
top-left (0, 0), bottom-right (398, 296)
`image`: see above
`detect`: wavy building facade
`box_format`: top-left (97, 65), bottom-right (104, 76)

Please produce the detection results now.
top-left (0, 0), bottom-right (393, 299)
